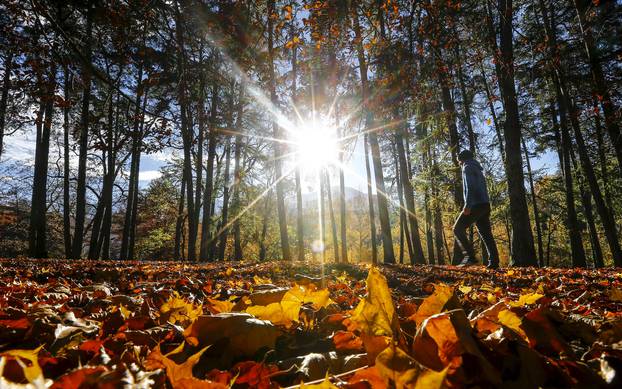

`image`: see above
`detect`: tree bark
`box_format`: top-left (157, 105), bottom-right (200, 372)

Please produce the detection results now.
top-left (569, 98), bottom-right (622, 266)
top-left (174, 176), bottom-right (186, 260)
top-left (62, 64), bottom-right (72, 257)
top-left (494, 0), bottom-right (538, 266)
top-left (30, 63), bottom-right (56, 258)
top-left (289, 33), bottom-right (305, 263)
top-left (325, 171), bottom-right (340, 263)
top-left (571, 149), bottom-right (604, 268)
top-left (217, 136), bottom-right (232, 261)
top-left (231, 86), bottom-right (245, 261)
top-left (364, 134), bottom-right (378, 264)
top-left (175, 2), bottom-right (196, 261)
top-left (71, 6), bottom-right (93, 259)
top-left (395, 125), bottom-right (425, 264)
top-left (267, 0), bottom-right (291, 260)
top-left (521, 137), bottom-right (545, 267)
top-left (200, 84), bottom-right (219, 261)
top-left (538, 0), bottom-right (586, 267)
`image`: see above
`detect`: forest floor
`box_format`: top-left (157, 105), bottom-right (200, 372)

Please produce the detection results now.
top-left (0, 258), bottom-right (621, 388)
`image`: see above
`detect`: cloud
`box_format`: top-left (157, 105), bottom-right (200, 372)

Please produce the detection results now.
top-left (138, 170), bottom-right (162, 182)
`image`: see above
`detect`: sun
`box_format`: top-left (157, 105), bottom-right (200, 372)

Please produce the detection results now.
top-left (291, 118), bottom-right (339, 174)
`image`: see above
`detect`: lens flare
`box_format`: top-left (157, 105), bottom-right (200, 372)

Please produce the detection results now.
top-left (291, 118), bottom-right (339, 175)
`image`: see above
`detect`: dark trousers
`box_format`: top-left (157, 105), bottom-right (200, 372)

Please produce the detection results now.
top-left (453, 203), bottom-right (499, 265)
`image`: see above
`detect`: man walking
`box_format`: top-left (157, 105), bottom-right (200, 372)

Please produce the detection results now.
top-left (454, 150), bottom-right (499, 269)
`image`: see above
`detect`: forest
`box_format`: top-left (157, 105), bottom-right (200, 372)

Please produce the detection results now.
top-left (1, 0), bottom-right (622, 387)
top-left (0, 0), bottom-right (621, 268)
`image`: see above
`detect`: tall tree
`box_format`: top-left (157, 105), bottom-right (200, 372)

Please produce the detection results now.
top-left (493, 0), bottom-right (537, 266)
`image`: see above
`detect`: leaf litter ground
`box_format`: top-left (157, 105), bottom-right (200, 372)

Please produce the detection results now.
top-left (1, 258), bottom-right (621, 388)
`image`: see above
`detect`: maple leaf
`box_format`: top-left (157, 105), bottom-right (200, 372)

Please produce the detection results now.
top-left (159, 292), bottom-right (202, 325)
top-left (350, 267), bottom-right (398, 337)
top-left (145, 343), bottom-right (225, 389)
top-left (413, 283), bottom-right (461, 326)
top-left (246, 284), bottom-right (332, 328)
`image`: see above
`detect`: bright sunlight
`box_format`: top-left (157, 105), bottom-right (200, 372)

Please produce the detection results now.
top-left (290, 118), bottom-right (340, 175)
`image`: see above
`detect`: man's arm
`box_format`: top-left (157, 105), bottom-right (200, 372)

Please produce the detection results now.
top-left (463, 164), bottom-right (478, 214)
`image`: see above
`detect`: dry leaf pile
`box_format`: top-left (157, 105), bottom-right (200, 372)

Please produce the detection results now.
top-left (1, 258), bottom-right (621, 388)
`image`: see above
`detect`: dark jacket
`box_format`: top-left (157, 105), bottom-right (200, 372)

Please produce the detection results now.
top-left (462, 159), bottom-right (489, 208)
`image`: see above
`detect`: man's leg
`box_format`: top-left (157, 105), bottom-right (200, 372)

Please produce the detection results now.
top-left (453, 211), bottom-right (476, 264)
top-left (475, 206), bottom-right (499, 267)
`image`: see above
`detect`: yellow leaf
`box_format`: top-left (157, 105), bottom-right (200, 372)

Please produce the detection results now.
top-left (207, 298), bottom-right (234, 314)
top-left (246, 284), bottom-right (332, 328)
top-left (286, 284), bottom-right (333, 310)
top-left (145, 344), bottom-right (222, 389)
top-left (299, 375), bottom-right (339, 388)
top-left (376, 345), bottom-right (429, 389)
top-left (119, 304), bottom-right (132, 320)
top-left (160, 292), bottom-right (203, 325)
top-left (0, 346), bottom-right (47, 385)
top-left (414, 284), bottom-right (459, 326)
top-left (413, 367), bottom-right (449, 389)
top-left (506, 269), bottom-right (515, 276)
top-left (225, 267), bottom-right (234, 277)
top-left (497, 310), bottom-right (527, 339)
top-left (350, 267), bottom-right (397, 337)
top-left (509, 292), bottom-right (544, 307)
top-left (458, 285), bottom-right (472, 294)
top-left (253, 275), bottom-right (272, 285)
top-left (246, 301), bottom-right (297, 328)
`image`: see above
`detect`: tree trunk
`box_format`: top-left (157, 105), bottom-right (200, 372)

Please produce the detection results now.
top-left (495, 0), bottom-right (538, 266)
top-left (267, 0), bottom-right (291, 260)
top-left (569, 98), bottom-right (622, 266)
top-left (30, 63), bottom-right (56, 258)
top-left (100, 93), bottom-right (121, 260)
top-left (120, 64), bottom-right (143, 260)
top-left (354, 13), bottom-right (394, 263)
top-left (71, 6), bottom-right (93, 259)
top-left (217, 137), bottom-right (232, 261)
top-left (259, 187), bottom-right (272, 262)
top-left (200, 84), bottom-right (219, 261)
top-left (62, 64), bottom-right (72, 257)
top-left (521, 137), bottom-right (545, 267)
top-left (338, 129), bottom-right (347, 263)
top-left (538, 0), bottom-right (586, 267)
top-left (0, 49), bottom-right (13, 161)
top-left (592, 98), bottom-right (613, 212)
top-left (231, 86), bottom-right (245, 261)
top-left (175, 3), bottom-right (196, 261)
top-left (572, 0), bottom-right (622, 178)
top-left (174, 176), bottom-right (186, 260)
top-left (395, 126), bottom-right (425, 264)
top-left (290, 36), bottom-right (305, 262)
top-left (571, 150), bottom-right (604, 268)
top-left (325, 171), bottom-right (340, 263)
top-left (364, 135), bottom-right (378, 264)
top-left (88, 89), bottom-right (115, 260)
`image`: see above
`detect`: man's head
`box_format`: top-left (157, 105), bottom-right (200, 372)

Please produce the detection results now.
top-left (458, 150), bottom-right (474, 165)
